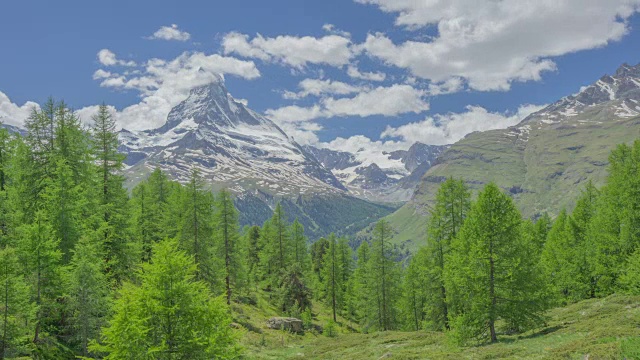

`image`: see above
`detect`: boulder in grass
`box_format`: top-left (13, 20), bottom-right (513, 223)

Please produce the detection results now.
top-left (266, 317), bottom-right (303, 334)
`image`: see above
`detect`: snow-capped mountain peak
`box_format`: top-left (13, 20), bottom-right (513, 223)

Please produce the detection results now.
top-left (525, 62), bottom-right (640, 124)
top-left (119, 78), bottom-right (344, 195)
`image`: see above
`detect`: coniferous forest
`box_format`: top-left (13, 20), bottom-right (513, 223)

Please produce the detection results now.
top-left (3, 99), bottom-right (640, 359)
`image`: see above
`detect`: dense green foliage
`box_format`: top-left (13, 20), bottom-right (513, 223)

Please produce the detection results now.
top-left (3, 98), bottom-right (640, 358)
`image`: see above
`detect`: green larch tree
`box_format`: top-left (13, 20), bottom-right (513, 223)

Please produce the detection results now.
top-left (214, 189), bottom-right (244, 305)
top-left (541, 210), bottom-right (590, 303)
top-left (348, 241), bottom-right (374, 331)
top-left (587, 141), bottom-right (640, 295)
top-left (370, 219), bottom-right (400, 331)
top-left (424, 178), bottom-right (470, 330)
top-left (533, 212), bottom-right (552, 250)
top-left (445, 183), bottom-right (547, 344)
top-left (179, 169), bottom-right (218, 291)
top-left (17, 211), bottom-right (62, 344)
top-left (66, 234), bottom-right (110, 357)
top-left (91, 104), bottom-right (135, 283)
top-left (400, 250), bottom-right (428, 331)
top-left (321, 233), bottom-right (343, 322)
top-left (0, 247), bottom-right (32, 359)
top-left (271, 203), bottom-right (290, 272)
top-left (290, 219), bottom-right (309, 268)
top-left (94, 239), bottom-right (240, 359)
top-left (245, 226), bottom-right (261, 282)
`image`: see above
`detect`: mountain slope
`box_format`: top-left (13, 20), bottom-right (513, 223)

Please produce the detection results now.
top-left (387, 62), bottom-right (640, 250)
top-left (120, 76), bottom-right (344, 195)
top-left (304, 142), bottom-right (448, 203)
top-left (118, 76), bottom-right (394, 239)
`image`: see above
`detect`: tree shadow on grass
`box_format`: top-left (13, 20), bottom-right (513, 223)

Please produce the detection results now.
top-left (498, 325), bottom-right (564, 344)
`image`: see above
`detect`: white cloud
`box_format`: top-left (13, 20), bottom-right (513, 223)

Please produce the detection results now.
top-left (283, 78), bottom-right (364, 99)
top-left (147, 24), bottom-right (191, 41)
top-left (267, 84), bottom-right (429, 144)
top-left (267, 84), bottom-right (428, 123)
top-left (428, 77), bottom-right (464, 95)
top-left (93, 51), bottom-right (260, 130)
top-left (0, 91), bottom-right (39, 127)
top-left (381, 104), bottom-right (546, 145)
top-left (322, 84), bottom-right (428, 117)
top-left (321, 135), bottom-right (406, 168)
top-left (92, 69), bottom-right (112, 80)
top-left (347, 65), bottom-right (386, 81)
top-left (262, 105), bottom-right (324, 145)
top-left (322, 23), bottom-right (351, 37)
top-left (97, 49), bottom-right (136, 67)
top-left (358, 0), bottom-right (640, 91)
top-left (279, 121), bottom-right (322, 145)
top-left (265, 105), bottom-right (324, 123)
top-left (222, 32), bottom-right (355, 68)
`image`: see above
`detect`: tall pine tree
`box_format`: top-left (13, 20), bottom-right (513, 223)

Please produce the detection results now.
top-left (445, 184), bottom-right (547, 344)
top-left (179, 169), bottom-right (218, 291)
top-left (370, 219), bottom-right (400, 331)
top-left (0, 247), bottom-right (32, 359)
top-left (91, 104), bottom-right (134, 283)
top-left (424, 177), bottom-right (470, 330)
top-left (214, 189), bottom-right (244, 305)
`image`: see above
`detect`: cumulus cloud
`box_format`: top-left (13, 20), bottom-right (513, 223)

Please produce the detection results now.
top-left (97, 49), bottom-right (136, 67)
top-left (427, 77), bottom-right (464, 96)
top-left (283, 78), bottom-right (364, 99)
top-left (0, 91), bottom-right (39, 127)
top-left (222, 32), bottom-right (355, 68)
top-left (323, 84), bottom-right (428, 117)
top-left (381, 104), bottom-right (546, 145)
top-left (147, 24), bottom-right (191, 41)
top-left (322, 23), bottom-right (351, 38)
top-left (357, 0), bottom-right (640, 91)
top-left (267, 84), bottom-right (428, 125)
top-left (265, 105), bottom-right (325, 123)
top-left (267, 84), bottom-right (429, 145)
top-left (279, 121), bottom-right (322, 145)
top-left (346, 65), bottom-right (386, 82)
top-left (92, 51), bottom-right (260, 130)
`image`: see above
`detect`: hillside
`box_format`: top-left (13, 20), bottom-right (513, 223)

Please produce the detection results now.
top-left (248, 295), bottom-right (640, 359)
top-left (387, 62), bottom-right (640, 249)
top-left (117, 76), bottom-right (397, 239)
top-left (305, 143), bottom-right (448, 203)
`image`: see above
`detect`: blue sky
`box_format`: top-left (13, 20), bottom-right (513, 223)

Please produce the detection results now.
top-left (2, 0), bottom-right (640, 153)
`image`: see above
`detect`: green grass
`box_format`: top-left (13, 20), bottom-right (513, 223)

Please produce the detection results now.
top-left (242, 295), bottom-right (640, 359)
top-left (385, 112), bottom-right (640, 249)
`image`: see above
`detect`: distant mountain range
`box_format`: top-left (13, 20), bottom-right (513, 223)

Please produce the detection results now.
top-left (304, 142), bottom-right (447, 202)
top-left (115, 75), bottom-right (409, 238)
top-left (7, 61), bottom-right (638, 246)
top-left (385, 62), bottom-right (640, 250)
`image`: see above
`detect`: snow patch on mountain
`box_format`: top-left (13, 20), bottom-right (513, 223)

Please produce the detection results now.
top-left (119, 78), bottom-right (345, 195)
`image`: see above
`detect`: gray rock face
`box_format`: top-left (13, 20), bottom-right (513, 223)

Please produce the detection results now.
top-left (266, 317), bottom-right (303, 334)
top-left (352, 163), bottom-right (392, 188)
top-left (304, 142), bottom-right (448, 202)
top-left (303, 145), bottom-right (360, 170)
top-left (525, 62), bottom-right (640, 124)
top-left (119, 78), bottom-right (345, 195)
top-left (388, 142), bottom-right (448, 172)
